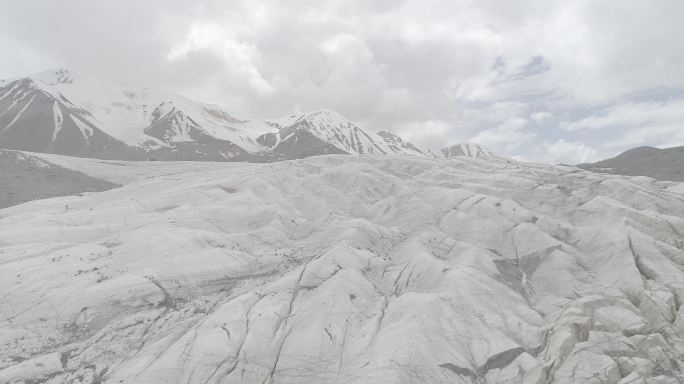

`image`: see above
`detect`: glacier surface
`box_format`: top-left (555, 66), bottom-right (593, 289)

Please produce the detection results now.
top-left (1, 154), bottom-right (683, 383)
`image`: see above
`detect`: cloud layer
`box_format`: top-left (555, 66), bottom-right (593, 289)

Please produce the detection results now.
top-left (1, 0), bottom-right (683, 163)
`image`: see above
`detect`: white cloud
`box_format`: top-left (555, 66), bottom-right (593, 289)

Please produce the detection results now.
top-left (530, 111), bottom-right (553, 123)
top-left (1, 0), bottom-right (683, 162)
top-left (561, 100), bottom-right (684, 132)
top-left (470, 117), bottom-right (536, 151)
top-left (542, 139), bottom-right (600, 164)
top-left (167, 23), bottom-right (275, 96)
top-left (393, 119), bottom-right (453, 149)
top-left (560, 99), bottom-right (684, 150)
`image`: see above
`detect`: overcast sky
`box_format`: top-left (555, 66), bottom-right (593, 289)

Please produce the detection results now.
top-left (1, 0), bottom-right (683, 163)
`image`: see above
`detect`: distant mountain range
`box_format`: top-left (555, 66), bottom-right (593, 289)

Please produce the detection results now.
top-left (0, 68), bottom-right (494, 162)
top-left (577, 146), bottom-right (684, 182)
top-left (442, 143), bottom-right (495, 158)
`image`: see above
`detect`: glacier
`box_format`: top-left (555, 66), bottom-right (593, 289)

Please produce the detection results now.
top-left (1, 153), bottom-right (683, 383)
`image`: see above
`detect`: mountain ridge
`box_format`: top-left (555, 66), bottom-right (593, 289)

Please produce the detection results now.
top-left (0, 68), bottom-right (495, 162)
top-left (577, 145), bottom-right (684, 181)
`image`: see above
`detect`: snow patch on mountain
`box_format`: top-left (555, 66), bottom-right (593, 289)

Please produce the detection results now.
top-left (51, 100), bottom-right (64, 141)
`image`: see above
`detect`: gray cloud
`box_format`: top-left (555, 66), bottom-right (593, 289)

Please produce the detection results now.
top-left (1, 0), bottom-right (683, 163)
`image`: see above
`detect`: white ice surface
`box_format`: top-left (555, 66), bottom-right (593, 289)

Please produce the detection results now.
top-left (1, 154), bottom-right (684, 383)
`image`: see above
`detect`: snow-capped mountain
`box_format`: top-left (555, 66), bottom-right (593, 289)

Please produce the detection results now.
top-left (0, 69), bottom-right (277, 161)
top-left (2, 153), bottom-right (683, 383)
top-left (0, 76), bottom-right (142, 159)
top-left (257, 109), bottom-right (430, 158)
top-left (0, 69), bottom-right (429, 161)
top-left (441, 143), bottom-right (495, 158)
top-left (376, 130), bottom-right (429, 157)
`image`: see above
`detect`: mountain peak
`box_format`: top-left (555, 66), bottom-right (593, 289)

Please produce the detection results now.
top-left (376, 130), bottom-right (427, 157)
top-left (442, 143), bottom-right (495, 158)
top-left (29, 68), bottom-right (78, 86)
top-left (255, 109), bottom-right (433, 159)
top-left (297, 108), bottom-right (351, 125)
top-left (305, 108), bottom-right (345, 117)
